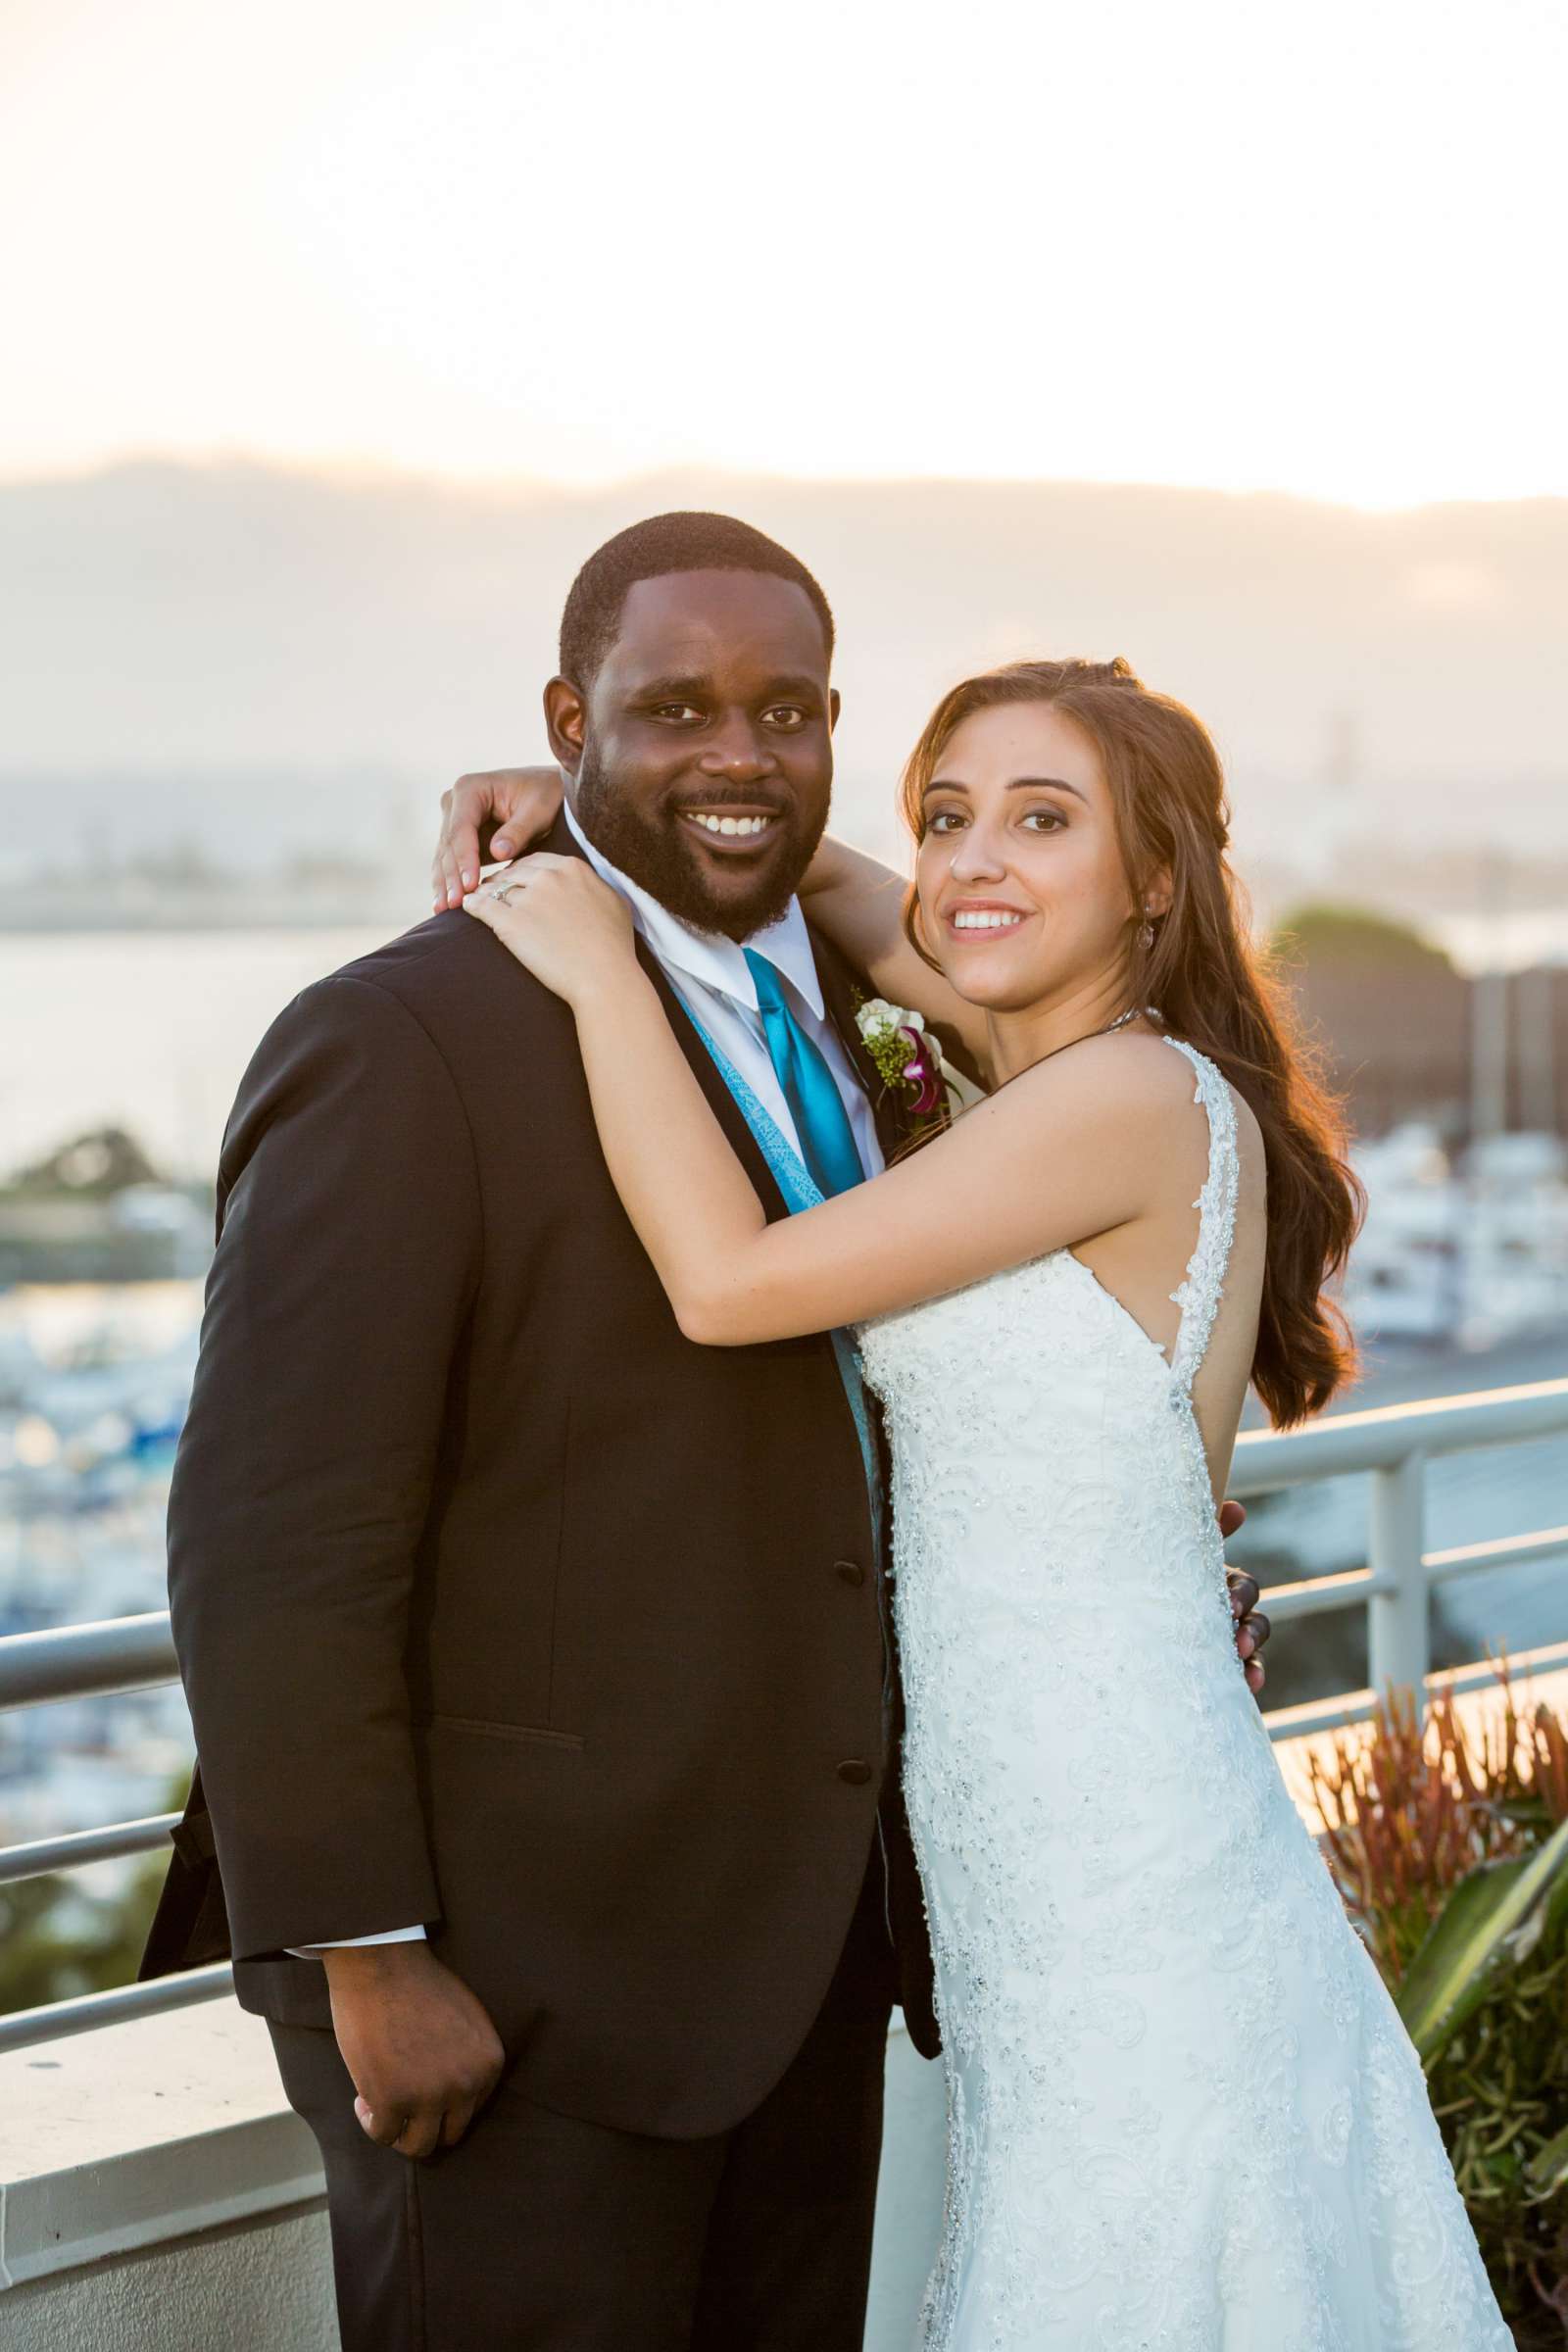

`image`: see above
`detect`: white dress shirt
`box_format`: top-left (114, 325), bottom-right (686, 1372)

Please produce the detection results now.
top-left (561, 800), bottom-right (884, 1182)
top-left (304, 803), bottom-right (881, 1953)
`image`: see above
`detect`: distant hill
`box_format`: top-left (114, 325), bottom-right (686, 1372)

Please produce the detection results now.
top-left (3, 461), bottom-right (1566, 870)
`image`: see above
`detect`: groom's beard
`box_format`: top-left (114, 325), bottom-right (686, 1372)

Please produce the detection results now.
top-left (574, 746), bottom-right (827, 944)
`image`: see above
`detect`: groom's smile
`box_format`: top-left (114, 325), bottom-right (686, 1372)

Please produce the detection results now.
top-left (678, 806), bottom-right (782, 849)
top-left (545, 566), bottom-right (838, 942)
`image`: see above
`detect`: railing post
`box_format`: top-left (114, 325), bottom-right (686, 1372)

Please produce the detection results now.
top-left (1367, 1451), bottom-right (1430, 1696)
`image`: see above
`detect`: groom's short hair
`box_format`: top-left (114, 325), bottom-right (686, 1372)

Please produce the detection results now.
top-left (559, 512), bottom-right (835, 691)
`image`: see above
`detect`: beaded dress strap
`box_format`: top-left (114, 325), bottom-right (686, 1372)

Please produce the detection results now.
top-left (1160, 1036), bottom-right (1240, 1396)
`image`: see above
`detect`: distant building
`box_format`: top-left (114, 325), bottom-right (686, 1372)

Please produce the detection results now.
top-left (1274, 905), bottom-right (1566, 1141)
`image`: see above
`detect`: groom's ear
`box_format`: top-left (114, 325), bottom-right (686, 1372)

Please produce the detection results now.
top-left (543, 675), bottom-right (586, 777)
top-left (829, 686), bottom-right (841, 733)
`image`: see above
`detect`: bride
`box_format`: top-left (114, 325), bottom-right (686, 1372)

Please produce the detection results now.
top-left (464, 657), bottom-right (1512, 2349)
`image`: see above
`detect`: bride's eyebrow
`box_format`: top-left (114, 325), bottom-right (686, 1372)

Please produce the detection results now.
top-left (923, 774), bottom-right (1089, 803)
top-left (1005, 776), bottom-right (1088, 802)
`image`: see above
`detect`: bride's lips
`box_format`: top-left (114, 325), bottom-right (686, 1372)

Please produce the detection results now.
top-left (676, 806), bottom-right (786, 857)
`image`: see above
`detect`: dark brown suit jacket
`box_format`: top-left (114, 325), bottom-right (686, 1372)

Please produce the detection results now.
top-left (143, 818), bottom-right (937, 2138)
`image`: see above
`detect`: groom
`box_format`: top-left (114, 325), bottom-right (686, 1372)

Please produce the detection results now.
top-left (144, 511), bottom-right (1267, 2350)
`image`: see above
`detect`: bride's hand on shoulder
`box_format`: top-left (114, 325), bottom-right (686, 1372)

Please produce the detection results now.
top-left (432, 764), bottom-right (564, 910)
top-left (464, 856), bottom-right (636, 1008)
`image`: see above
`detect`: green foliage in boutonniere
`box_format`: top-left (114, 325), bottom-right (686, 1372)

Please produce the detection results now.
top-left (854, 995), bottom-right (962, 1128)
top-left (855, 997), bottom-right (941, 1113)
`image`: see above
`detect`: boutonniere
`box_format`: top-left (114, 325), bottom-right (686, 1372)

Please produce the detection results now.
top-left (855, 996), bottom-right (979, 1126)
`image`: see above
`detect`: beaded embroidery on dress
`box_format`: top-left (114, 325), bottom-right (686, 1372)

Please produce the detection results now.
top-left (857, 1036), bottom-right (1513, 2351)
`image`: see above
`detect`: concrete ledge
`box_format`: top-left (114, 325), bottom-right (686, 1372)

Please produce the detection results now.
top-left (0, 1995), bottom-right (323, 2291)
top-left (2, 2205), bottom-right (335, 2352)
top-left (0, 1992), bottom-right (945, 2351)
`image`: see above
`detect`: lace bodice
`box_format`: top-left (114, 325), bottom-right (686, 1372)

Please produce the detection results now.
top-left (856, 1037), bottom-right (1512, 2351)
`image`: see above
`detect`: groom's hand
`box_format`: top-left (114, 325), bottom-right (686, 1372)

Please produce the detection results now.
top-left (322, 1942), bottom-right (505, 2159)
top-left (432, 765), bottom-right (565, 910)
top-left (1220, 1498), bottom-right (1271, 1697)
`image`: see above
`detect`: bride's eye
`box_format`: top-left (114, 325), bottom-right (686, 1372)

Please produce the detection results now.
top-left (1022, 808), bottom-right (1067, 832)
top-left (926, 809), bottom-right (966, 834)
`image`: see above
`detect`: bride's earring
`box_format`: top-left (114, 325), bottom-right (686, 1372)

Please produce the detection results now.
top-left (1138, 908), bottom-right (1156, 952)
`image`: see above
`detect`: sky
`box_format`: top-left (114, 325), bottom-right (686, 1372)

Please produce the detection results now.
top-left (3, 0), bottom-right (1565, 507)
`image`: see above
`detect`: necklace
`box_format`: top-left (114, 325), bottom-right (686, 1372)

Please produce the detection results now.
top-left (991, 1005), bottom-right (1162, 1098)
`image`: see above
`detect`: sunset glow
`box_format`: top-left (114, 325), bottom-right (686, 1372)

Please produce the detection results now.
top-left (3, 0), bottom-right (1563, 508)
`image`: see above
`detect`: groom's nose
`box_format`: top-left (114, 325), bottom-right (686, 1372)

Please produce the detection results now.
top-left (697, 722), bottom-right (778, 785)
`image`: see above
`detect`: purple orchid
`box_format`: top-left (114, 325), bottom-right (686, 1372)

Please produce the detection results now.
top-left (898, 1024), bottom-right (944, 1115)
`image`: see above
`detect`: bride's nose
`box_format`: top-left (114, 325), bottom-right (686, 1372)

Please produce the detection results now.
top-left (949, 821), bottom-right (1009, 884)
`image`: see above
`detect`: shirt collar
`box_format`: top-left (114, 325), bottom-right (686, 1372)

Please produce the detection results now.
top-left (563, 798), bottom-right (824, 1021)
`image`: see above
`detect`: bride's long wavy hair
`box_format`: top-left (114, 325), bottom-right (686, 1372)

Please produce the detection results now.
top-left (899, 657), bottom-right (1362, 1429)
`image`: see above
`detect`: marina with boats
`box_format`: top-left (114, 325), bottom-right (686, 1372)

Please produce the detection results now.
top-left (2, 895), bottom-right (1565, 1936)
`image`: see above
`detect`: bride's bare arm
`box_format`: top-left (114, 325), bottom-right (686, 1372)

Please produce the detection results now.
top-left (465, 858), bottom-right (1181, 1347)
top-left (432, 782), bottom-right (990, 1079)
top-left (801, 834), bottom-right (991, 1077)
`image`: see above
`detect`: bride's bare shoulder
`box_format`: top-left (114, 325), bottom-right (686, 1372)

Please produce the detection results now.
top-left (1010, 1028), bottom-right (1261, 1197)
top-left (1014, 1026), bottom-right (1208, 1120)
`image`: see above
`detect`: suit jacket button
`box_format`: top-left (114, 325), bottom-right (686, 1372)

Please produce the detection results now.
top-left (834, 1559), bottom-right (866, 1587)
top-left (837, 1759), bottom-right (873, 1786)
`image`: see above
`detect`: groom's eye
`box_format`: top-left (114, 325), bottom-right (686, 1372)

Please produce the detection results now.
top-left (760, 705), bottom-right (808, 730)
top-left (650, 703), bottom-right (705, 723)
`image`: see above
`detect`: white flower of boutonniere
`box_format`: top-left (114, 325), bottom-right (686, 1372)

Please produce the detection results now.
top-left (855, 998), bottom-right (937, 1111)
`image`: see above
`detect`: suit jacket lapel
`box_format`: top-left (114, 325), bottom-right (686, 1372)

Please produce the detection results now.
top-left (637, 945), bottom-right (794, 1224)
top-left (808, 925), bottom-right (908, 1165)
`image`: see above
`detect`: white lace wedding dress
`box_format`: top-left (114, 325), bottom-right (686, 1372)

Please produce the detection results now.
top-left (857, 1038), bottom-right (1513, 2352)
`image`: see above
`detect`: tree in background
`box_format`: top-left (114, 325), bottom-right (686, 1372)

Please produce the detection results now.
top-left (1273, 904), bottom-right (1470, 1138)
top-left (0, 1778), bottom-right (182, 2018)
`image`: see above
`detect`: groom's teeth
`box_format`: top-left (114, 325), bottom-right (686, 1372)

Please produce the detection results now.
top-left (686, 812), bottom-right (774, 837)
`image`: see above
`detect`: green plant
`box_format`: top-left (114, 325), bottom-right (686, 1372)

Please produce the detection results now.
top-left (1309, 1669), bottom-right (1568, 2344)
top-left (0, 1772), bottom-right (187, 2020)
top-left (0, 1860), bottom-right (167, 2018)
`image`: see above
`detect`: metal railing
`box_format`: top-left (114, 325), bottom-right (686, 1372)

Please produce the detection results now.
top-left (3, 1376), bottom-right (1566, 2054)
top-left (0, 1612), bottom-right (234, 2054)
top-left (1229, 1373), bottom-right (1568, 1735)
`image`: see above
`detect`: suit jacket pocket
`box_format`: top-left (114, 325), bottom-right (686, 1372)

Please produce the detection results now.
top-left (427, 1713), bottom-right (586, 1751)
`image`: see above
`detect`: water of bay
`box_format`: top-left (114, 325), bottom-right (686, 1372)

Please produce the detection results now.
top-left (1, 928), bottom-right (398, 1177)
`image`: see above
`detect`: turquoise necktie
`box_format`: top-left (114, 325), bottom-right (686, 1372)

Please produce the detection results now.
top-left (743, 951), bottom-right (865, 1200)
